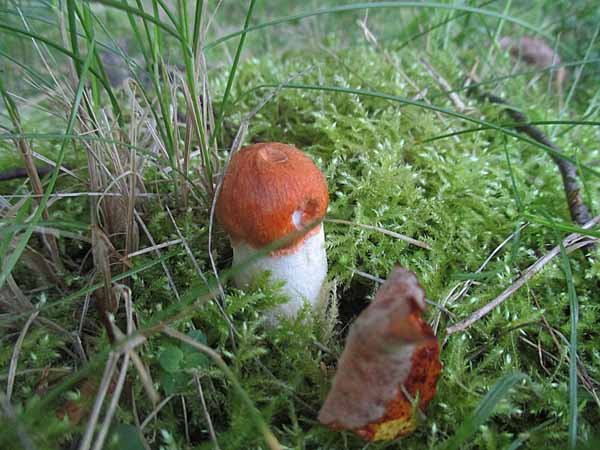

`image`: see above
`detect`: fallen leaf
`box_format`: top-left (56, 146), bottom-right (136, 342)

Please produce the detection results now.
top-left (318, 267), bottom-right (442, 441)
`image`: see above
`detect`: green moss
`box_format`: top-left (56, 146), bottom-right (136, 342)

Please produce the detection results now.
top-left (2, 7), bottom-right (599, 450)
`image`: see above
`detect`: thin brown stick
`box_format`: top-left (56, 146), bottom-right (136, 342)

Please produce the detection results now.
top-left (140, 395), bottom-right (175, 430)
top-left (91, 352), bottom-right (131, 450)
top-left (466, 75), bottom-right (592, 227)
top-left (326, 218), bottom-right (431, 249)
top-left (78, 352), bottom-right (120, 450)
top-left (0, 165), bottom-right (59, 182)
top-left (420, 57), bottom-right (466, 112)
top-left (163, 327), bottom-right (282, 450)
top-left (195, 375), bottom-right (221, 450)
top-left (6, 308), bottom-right (39, 400)
top-left (446, 215), bottom-right (600, 336)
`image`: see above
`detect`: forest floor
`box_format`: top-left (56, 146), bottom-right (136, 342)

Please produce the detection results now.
top-left (1, 1), bottom-right (599, 449)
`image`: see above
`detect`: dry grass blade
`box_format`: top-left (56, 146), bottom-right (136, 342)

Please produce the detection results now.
top-left (134, 210), bottom-right (181, 302)
top-left (420, 57), bottom-right (467, 112)
top-left (90, 353), bottom-right (131, 450)
top-left (112, 293), bottom-right (160, 405)
top-left (78, 352), bottom-right (119, 450)
top-left (0, 78), bottom-right (62, 271)
top-left (140, 395), bottom-right (175, 430)
top-left (162, 326), bottom-right (282, 450)
top-left (0, 391), bottom-right (38, 450)
top-left (6, 307), bottom-right (39, 400)
top-left (91, 226), bottom-right (118, 341)
top-left (5, 274), bottom-right (32, 310)
top-left (326, 218), bottom-right (431, 249)
top-left (129, 350), bottom-right (160, 406)
top-left (195, 374), bottom-right (220, 450)
top-left (126, 239), bottom-right (183, 258)
top-left (446, 215), bottom-right (600, 336)
top-left (165, 206), bottom-right (208, 285)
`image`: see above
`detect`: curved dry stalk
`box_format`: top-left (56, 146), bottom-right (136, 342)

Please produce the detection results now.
top-left (162, 326), bottom-right (282, 450)
top-left (140, 395), bottom-right (175, 430)
top-left (78, 352), bottom-right (119, 450)
top-left (326, 218), bottom-right (431, 249)
top-left (466, 77), bottom-right (593, 228)
top-left (90, 352), bottom-right (131, 450)
top-left (6, 307), bottom-right (39, 400)
top-left (195, 375), bottom-right (220, 450)
top-left (446, 215), bottom-right (600, 336)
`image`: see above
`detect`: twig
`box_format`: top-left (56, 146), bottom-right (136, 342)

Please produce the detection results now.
top-left (466, 74), bottom-right (593, 227)
top-left (326, 218), bottom-right (431, 250)
top-left (78, 352), bottom-right (120, 450)
top-left (446, 215), bottom-right (600, 336)
top-left (91, 352), bottom-right (131, 450)
top-left (420, 57), bottom-right (466, 112)
top-left (0, 165), bottom-right (67, 182)
top-left (140, 395), bottom-right (175, 430)
top-left (195, 375), bottom-right (221, 450)
top-left (6, 307), bottom-right (39, 400)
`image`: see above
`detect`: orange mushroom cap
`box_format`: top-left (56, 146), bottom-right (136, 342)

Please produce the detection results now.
top-left (216, 143), bottom-right (329, 254)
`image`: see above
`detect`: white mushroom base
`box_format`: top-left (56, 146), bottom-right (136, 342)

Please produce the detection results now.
top-left (232, 226), bottom-right (327, 321)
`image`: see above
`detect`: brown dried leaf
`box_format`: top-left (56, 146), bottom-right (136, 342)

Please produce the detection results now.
top-left (318, 267), bottom-right (442, 441)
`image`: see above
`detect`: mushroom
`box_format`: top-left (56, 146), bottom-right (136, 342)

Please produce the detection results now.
top-left (318, 267), bottom-right (442, 441)
top-left (499, 36), bottom-right (566, 95)
top-left (216, 142), bottom-right (329, 320)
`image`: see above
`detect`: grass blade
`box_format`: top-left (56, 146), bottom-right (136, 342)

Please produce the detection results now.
top-left (205, 2), bottom-right (558, 52)
top-left (255, 82), bottom-right (600, 179)
top-left (545, 215), bottom-right (580, 449)
top-left (444, 372), bottom-right (527, 449)
top-left (524, 213), bottom-right (600, 239)
top-left (0, 40), bottom-right (96, 290)
top-left (211, 0), bottom-right (256, 146)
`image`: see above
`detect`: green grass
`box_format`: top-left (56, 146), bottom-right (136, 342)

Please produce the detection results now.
top-left (1, 1), bottom-right (599, 449)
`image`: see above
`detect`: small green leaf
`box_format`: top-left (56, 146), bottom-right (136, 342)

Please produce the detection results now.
top-left (187, 329), bottom-right (207, 345)
top-left (181, 329), bottom-right (209, 369)
top-left (106, 424), bottom-right (145, 450)
top-left (160, 371), bottom-right (187, 395)
top-left (159, 346), bottom-right (184, 373)
top-left (159, 372), bottom-right (177, 395)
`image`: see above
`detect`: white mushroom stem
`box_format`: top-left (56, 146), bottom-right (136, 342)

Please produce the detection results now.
top-left (231, 225), bottom-right (328, 320)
